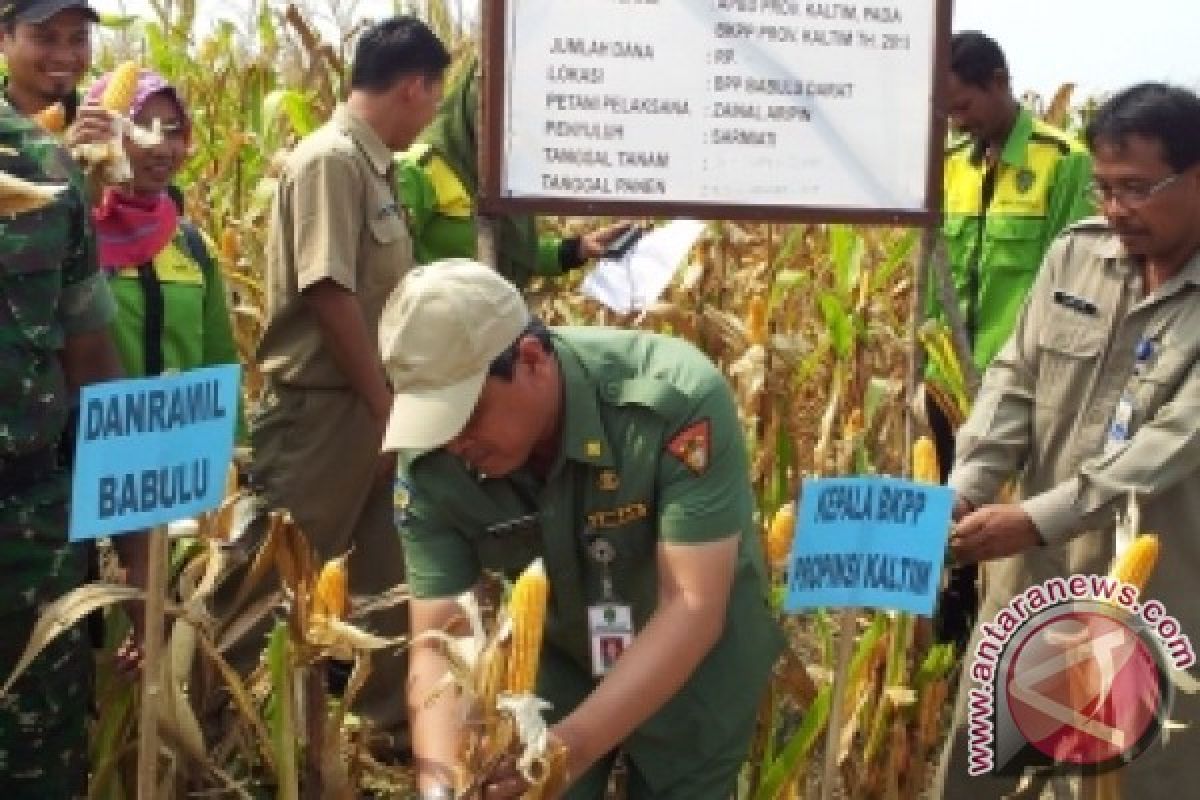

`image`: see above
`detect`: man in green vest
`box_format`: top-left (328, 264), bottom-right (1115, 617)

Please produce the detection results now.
top-left (395, 57), bottom-right (629, 290)
top-left (931, 31), bottom-right (1094, 648)
top-left (383, 259), bottom-right (782, 800)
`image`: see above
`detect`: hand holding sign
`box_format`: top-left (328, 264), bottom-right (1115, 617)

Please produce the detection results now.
top-left (949, 504), bottom-right (1043, 565)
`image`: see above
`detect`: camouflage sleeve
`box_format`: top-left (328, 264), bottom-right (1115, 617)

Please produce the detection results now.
top-left (58, 271), bottom-right (116, 336)
top-left (57, 175), bottom-right (114, 335)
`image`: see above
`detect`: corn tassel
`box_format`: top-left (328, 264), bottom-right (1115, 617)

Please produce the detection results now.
top-left (912, 436), bottom-right (940, 484)
top-left (766, 502), bottom-right (796, 567)
top-left (220, 228), bottom-right (239, 263)
top-left (505, 559), bottom-right (548, 695)
top-left (32, 103), bottom-right (66, 134)
top-left (100, 61), bottom-right (142, 114)
top-left (1108, 534), bottom-right (1159, 594)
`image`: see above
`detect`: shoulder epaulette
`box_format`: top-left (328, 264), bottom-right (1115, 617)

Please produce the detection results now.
top-left (402, 141), bottom-right (434, 167)
top-left (1029, 119), bottom-right (1083, 156)
top-left (945, 136), bottom-right (972, 156)
top-left (1064, 216), bottom-right (1111, 234)
top-left (1029, 131), bottom-right (1072, 156)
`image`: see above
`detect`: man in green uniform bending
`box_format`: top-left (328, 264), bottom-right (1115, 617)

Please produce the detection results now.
top-left (0, 94), bottom-right (145, 794)
top-left (382, 260), bottom-right (783, 800)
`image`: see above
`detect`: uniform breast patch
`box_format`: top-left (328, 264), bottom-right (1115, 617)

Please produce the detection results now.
top-left (587, 502), bottom-right (649, 530)
top-left (667, 418), bottom-right (711, 475)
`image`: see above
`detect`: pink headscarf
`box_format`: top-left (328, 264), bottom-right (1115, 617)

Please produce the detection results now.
top-left (86, 68), bottom-right (190, 270)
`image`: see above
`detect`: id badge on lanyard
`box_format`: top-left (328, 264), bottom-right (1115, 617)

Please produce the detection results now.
top-left (1106, 338), bottom-right (1154, 553)
top-left (584, 531), bottom-right (633, 677)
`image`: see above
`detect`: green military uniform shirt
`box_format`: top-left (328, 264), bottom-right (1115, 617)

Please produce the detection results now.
top-left (0, 98), bottom-right (114, 796)
top-left (937, 107), bottom-right (1094, 371)
top-left (400, 327), bottom-right (783, 791)
top-left (0, 101), bottom-right (114, 457)
top-left (939, 219), bottom-right (1200, 795)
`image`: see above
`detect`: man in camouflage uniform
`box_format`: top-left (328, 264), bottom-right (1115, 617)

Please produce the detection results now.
top-left (0, 90), bottom-right (143, 795)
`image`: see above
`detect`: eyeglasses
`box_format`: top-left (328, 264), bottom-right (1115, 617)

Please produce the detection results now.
top-left (1089, 173), bottom-right (1182, 209)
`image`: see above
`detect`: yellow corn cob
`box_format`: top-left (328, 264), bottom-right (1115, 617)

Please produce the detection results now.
top-left (842, 407), bottom-right (864, 441)
top-left (313, 554), bottom-right (349, 619)
top-left (745, 295), bottom-right (768, 347)
top-left (1108, 534), bottom-right (1159, 593)
top-left (912, 436), bottom-right (940, 484)
top-left (505, 558), bottom-right (548, 694)
top-left (100, 61), bottom-right (141, 114)
top-left (32, 103), bottom-right (65, 134)
top-left (220, 228), bottom-right (239, 263)
top-left (766, 502), bottom-right (796, 567)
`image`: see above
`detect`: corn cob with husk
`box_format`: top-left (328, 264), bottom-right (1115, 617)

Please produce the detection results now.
top-left (312, 554), bottom-right (349, 621)
top-left (745, 294), bottom-right (769, 347)
top-left (505, 558), bottom-right (548, 695)
top-left (1110, 533), bottom-right (1159, 594)
top-left (492, 559), bottom-right (570, 800)
top-left (0, 170), bottom-right (66, 216)
top-left (1080, 497), bottom-right (1161, 800)
top-left (32, 102), bottom-right (66, 134)
top-left (72, 61), bottom-right (162, 189)
top-left (912, 436), bottom-right (940, 484)
top-left (765, 501), bottom-right (796, 569)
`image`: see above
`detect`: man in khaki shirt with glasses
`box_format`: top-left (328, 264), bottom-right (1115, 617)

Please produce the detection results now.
top-left (936, 83), bottom-right (1200, 796)
top-left (217, 16), bottom-right (449, 746)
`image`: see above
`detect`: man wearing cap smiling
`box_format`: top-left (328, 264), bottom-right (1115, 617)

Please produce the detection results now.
top-left (0, 1), bottom-right (93, 120)
top-left (385, 259), bottom-right (783, 800)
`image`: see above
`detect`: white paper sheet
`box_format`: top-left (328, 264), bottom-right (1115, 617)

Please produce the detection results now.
top-left (581, 220), bottom-right (706, 313)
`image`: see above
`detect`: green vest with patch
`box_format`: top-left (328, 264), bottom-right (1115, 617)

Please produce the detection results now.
top-left (937, 108), bottom-right (1094, 370)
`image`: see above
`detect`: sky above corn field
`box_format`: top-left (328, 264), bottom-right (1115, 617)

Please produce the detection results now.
top-left (91, 0), bottom-right (1200, 98)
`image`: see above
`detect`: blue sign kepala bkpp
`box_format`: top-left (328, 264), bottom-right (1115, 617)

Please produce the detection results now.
top-left (783, 476), bottom-right (953, 616)
top-left (68, 364), bottom-right (240, 541)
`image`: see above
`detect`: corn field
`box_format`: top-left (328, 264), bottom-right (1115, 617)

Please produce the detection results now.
top-left (1, 1), bottom-right (1101, 797)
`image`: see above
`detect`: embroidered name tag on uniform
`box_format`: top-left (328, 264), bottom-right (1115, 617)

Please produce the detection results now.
top-left (588, 603), bottom-right (633, 677)
top-left (667, 418), bottom-right (711, 475)
top-left (587, 502), bottom-right (648, 530)
top-left (485, 513), bottom-right (539, 537)
top-left (1052, 289), bottom-right (1098, 316)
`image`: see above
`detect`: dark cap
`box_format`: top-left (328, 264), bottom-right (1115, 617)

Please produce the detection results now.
top-left (0, 0), bottom-right (98, 24)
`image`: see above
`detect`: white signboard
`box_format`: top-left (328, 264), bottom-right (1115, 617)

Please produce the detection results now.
top-left (489, 0), bottom-right (946, 221)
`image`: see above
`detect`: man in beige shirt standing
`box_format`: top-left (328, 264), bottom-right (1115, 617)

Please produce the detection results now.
top-left (230, 16), bottom-right (449, 745)
top-left (937, 83), bottom-right (1200, 796)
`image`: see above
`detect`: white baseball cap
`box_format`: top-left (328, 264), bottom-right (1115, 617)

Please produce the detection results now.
top-left (379, 259), bottom-right (530, 451)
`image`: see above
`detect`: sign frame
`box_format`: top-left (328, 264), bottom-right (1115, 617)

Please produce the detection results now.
top-left (479, 0), bottom-right (952, 225)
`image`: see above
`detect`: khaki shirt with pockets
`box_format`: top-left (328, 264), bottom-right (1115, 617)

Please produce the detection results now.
top-left (399, 328), bottom-right (783, 788)
top-left (950, 218), bottom-right (1200, 791)
top-left (257, 105), bottom-right (412, 388)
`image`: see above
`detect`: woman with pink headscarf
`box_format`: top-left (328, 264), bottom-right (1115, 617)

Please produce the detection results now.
top-left (81, 67), bottom-right (242, 431)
